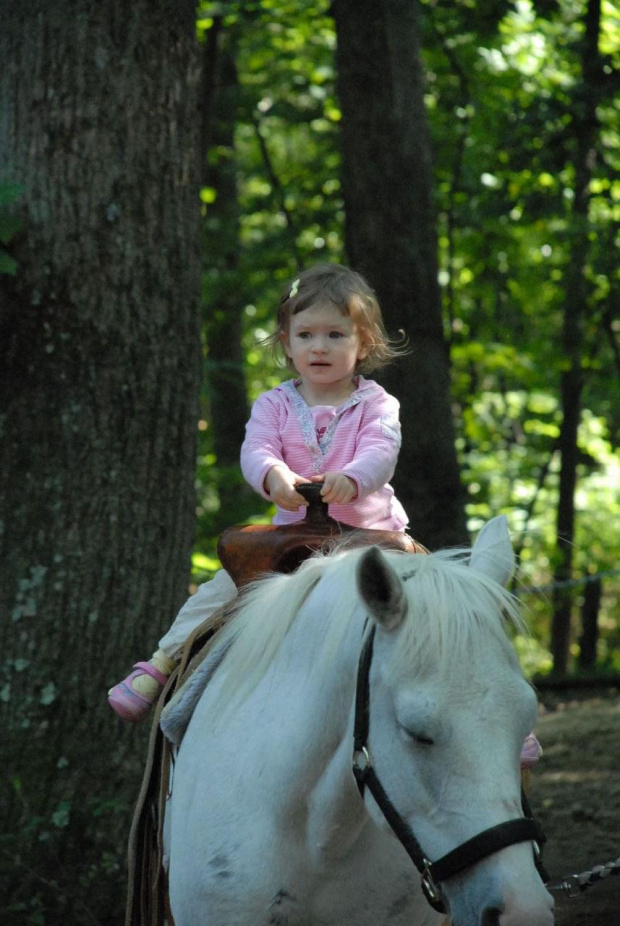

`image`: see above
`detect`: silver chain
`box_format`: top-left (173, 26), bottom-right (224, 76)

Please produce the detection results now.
top-left (547, 856), bottom-right (620, 897)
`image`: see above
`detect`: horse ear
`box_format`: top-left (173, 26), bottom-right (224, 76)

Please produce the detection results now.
top-left (470, 515), bottom-right (515, 588)
top-left (357, 546), bottom-right (407, 631)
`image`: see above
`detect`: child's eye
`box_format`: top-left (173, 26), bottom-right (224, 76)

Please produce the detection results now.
top-left (297, 331), bottom-right (311, 339)
top-left (329, 331), bottom-right (344, 339)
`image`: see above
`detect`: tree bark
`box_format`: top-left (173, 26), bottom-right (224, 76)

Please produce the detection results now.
top-left (0, 1), bottom-right (202, 919)
top-left (332, 0), bottom-right (467, 550)
top-left (550, 0), bottom-right (601, 675)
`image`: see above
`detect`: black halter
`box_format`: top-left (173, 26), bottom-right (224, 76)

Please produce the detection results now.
top-left (352, 624), bottom-right (548, 914)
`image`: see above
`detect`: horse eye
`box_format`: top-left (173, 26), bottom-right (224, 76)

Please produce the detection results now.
top-left (410, 732), bottom-right (434, 746)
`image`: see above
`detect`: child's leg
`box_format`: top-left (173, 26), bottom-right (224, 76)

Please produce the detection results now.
top-left (157, 569), bottom-right (237, 659)
top-left (108, 570), bottom-right (237, 722)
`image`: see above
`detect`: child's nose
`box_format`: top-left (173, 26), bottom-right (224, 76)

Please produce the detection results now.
top-left (312, 337), bottom-right (329, 352)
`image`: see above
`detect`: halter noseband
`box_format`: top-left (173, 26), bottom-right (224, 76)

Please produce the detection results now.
top-left (352, 623), bottom-right (548, 914)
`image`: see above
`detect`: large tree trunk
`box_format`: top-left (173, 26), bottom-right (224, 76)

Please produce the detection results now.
top-left (0, 2), bottom-right (202, 920)
top-left (332, 0), bottom-right (467, 550)
top-left (550, 0), bottom-right (602, 675)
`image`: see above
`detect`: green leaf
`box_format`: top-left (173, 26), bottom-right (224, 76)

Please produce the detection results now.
top-left (51, 800), bottom-right (71, 828)
top-left (0, 249), bottom-right (18, 275)
top-left (39, 682), bottom-right (58, 705)
top-left (0, 181), bottom-right (23, 206)
top-left (0, 213), bottom-right (23, 244)
top-left (192, 552), bottom-right (221, 574)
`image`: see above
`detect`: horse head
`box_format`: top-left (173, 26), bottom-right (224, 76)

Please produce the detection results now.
top-left (355, 516), bottom-right (553, 926)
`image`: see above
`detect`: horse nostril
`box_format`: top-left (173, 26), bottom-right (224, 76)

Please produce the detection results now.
top-left (481, 906), bottom-right (503, 926)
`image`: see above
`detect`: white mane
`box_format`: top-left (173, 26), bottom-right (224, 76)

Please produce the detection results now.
top-left (208, 543), bottom-right (525, 714)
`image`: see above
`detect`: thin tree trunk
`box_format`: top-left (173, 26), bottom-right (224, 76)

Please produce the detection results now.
top-left (202, 26), bottom-right (249, 467)
top-left (201, 23), bottom-right (253, 530)
top-left (332, 0), bottom-right (467, 550)
top-left (578, 577), bottom-right (601, 671)
top-left (0, 2), bottom-right (202, 919)
top-left (550, 0), bottom-right (601, 675)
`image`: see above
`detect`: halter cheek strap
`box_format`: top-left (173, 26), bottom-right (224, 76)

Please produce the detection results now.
top-left (352, 624), bottom-right (548, 914)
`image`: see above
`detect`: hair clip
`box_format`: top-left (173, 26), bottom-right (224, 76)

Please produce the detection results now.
top-left (289, 278), bottom-right (300, 299)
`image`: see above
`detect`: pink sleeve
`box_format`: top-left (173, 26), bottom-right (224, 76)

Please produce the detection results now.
top-left (339, 392), bottom-right (402, 498)
top-left (240, 393), bottom-right (292, 499)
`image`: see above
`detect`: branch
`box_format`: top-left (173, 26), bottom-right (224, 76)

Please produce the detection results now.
top-left (250, 111), bottom-right (302, 268)
top-left (511, 446), bottom-right (557, 581)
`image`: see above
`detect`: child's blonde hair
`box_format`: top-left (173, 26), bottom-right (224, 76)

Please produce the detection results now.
top-left (266, 263), bottom-right (406, 374)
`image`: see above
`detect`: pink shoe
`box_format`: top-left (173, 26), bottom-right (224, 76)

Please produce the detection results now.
top-left (108, 661), bottom-right (169, 722)
top-left (520, 732), bottom-right (543, 770)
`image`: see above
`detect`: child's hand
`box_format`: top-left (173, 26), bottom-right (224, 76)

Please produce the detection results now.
top-left (312, 472), bottom-right (357, 505)
top-left (264, 466), bottom-right (311, 511)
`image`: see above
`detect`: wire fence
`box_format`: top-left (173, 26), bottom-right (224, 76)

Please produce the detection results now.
top-left (517, 568), bottom-right (620, 597)
top-left (514, 567), bottom-right (620, 678)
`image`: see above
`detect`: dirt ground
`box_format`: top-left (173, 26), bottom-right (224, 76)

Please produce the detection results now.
top-left (528, 687), bottom-right (620, 925)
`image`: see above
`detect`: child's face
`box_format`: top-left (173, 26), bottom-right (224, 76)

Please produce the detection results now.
top-left (282, 303), bottom-right (369, 397)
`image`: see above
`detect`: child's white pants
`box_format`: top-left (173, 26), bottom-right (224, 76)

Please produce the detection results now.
top-left (158, 569), bottom-right (238, 659)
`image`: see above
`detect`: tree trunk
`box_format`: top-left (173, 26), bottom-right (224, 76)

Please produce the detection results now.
top-left (550, 0), bottom-right (601, 675)
top-left (579, 577), bottom-right (601, 671)
top-left (201, 23), bottom-right (252, 529)
top-left (332, 0), bottom-right (467, 550)
top-left (0, 2), bottom-right (202, 920)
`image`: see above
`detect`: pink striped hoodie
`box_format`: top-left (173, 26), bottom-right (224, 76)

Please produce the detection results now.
top-left (240, 376), bottom-right (408, 530)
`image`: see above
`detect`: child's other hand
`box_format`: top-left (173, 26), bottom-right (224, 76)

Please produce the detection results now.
top-left (264, 466), bottom-right (310, 511)
top-left (312, 472), bottom-right (357, 505)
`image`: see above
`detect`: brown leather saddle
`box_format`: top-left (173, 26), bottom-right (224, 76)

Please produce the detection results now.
top-left (217, 483), bottom-right (425, 584)
top-left (125, 487), bottom-right (427, 926)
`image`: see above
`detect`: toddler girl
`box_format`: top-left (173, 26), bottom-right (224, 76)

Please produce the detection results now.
top-left (108, 263), bottom-right (408, 722)
top-left (107, 261), bottom-right (543, 772)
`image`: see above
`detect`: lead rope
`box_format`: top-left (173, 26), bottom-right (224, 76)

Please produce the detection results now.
top-left (546, 856), bottom-right (620, 897)
top-left (519, 733), bottom-right (620, 900)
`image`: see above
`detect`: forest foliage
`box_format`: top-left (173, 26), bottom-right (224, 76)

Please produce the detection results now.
top-left (193, 0), bottom-right (620, 675)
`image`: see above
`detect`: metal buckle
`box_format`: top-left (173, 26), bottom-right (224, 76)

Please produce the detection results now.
top-left (547, 874), bottom-right (581, 898)
top-left (421, 859), bottom-right (445, 911)
top-left (352, 746), bottom-right (371, 773)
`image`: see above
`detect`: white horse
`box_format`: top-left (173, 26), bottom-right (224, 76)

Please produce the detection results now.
top-left (163, 517), bottom-right (554, 926)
